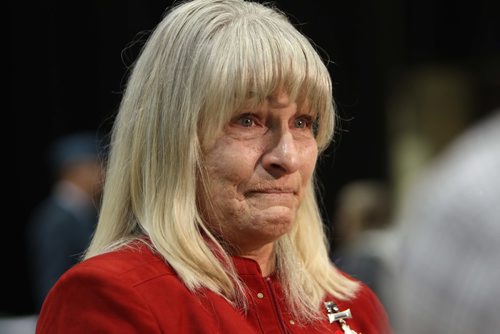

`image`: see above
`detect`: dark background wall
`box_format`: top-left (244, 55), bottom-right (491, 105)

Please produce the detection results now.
top-left (9, 0), bottom-right (499, 314)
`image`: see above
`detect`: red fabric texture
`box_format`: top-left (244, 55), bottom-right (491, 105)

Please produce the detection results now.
top-left (36, 242), bottom-right (392, 333)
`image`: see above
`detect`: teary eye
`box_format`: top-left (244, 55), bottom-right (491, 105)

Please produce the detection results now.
top-left (294, 116), bottom-right (313, 129)
top-left (236, 114), bottom-right (256, 127)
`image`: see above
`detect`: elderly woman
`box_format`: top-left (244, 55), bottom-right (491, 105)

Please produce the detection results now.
top-left (36, 0), bottom-right (392, 333)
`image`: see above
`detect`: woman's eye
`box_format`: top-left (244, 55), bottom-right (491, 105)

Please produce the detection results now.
top-left (236, 115), bottom-right (255, 127)
top-left (294, 117), bottom-right (312, 129)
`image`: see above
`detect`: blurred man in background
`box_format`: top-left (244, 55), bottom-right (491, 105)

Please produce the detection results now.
top-left (331, 179), bottom-right (395, 315)
top-left (25, 132), bottom-right (105, 312)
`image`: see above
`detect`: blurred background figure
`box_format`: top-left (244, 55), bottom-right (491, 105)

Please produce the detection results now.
top-left (385, 108), bottom-right (500, 334)
top-left (330, 179), bottom-right (395, 314)
top-left (0, 315), bottom-right (37, 334)
top-left (25, 131), bottom-right (106, 312)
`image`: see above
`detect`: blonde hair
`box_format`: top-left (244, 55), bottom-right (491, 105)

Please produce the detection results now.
top-left (86, 0), bottom-right (358, 322)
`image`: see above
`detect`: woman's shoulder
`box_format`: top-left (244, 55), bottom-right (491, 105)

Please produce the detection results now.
top-left (37, 242), bottom-right (175, 333)
top-left (60, 241), bottom-right (175, 287)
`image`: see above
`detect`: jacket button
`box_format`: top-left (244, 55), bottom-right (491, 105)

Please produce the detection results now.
top-left (257, 292), bottom-right (264, 299)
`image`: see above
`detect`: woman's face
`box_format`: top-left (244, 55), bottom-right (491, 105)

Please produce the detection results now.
top-left (201, 91), bottom-right (318, 253)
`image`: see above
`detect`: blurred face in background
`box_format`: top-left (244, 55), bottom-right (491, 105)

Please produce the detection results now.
top-left (61, 159), bottom-right (105, 202)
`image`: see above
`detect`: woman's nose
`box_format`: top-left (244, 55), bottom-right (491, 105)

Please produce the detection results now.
top-left (261, 130), bottom-right (300, 177)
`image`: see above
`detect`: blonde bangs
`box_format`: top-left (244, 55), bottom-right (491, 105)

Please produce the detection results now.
top-left (197, 11), bottom-right (335, 151)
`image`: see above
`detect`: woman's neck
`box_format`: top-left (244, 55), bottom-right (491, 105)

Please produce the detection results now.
top-left (239, 242), bottom-right (276, 277)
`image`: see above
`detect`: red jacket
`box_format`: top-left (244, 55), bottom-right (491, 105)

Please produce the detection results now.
top-left (37, 242), bottom-right (392, 333)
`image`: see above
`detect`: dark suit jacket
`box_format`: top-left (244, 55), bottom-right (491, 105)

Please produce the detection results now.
top-left (26, 188), bottom-right (97, 311)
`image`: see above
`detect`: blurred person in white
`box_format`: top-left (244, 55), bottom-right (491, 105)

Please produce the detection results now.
top-left (387, 108), bottom-right (500, 333)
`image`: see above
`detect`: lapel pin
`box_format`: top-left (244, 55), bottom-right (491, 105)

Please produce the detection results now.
top-left (324, 301), bottom-right (359, 334)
